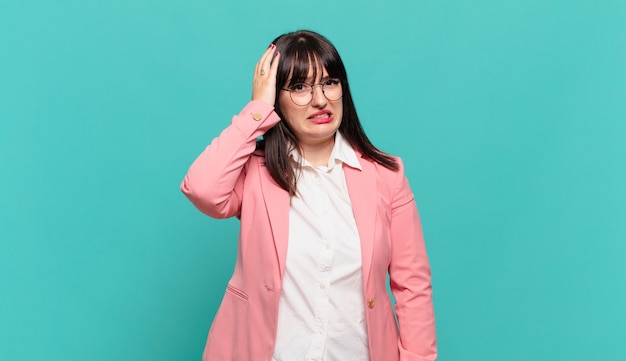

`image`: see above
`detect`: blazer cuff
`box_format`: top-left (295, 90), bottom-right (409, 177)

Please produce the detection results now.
top-left (232, 100), bottom-right (281, 139)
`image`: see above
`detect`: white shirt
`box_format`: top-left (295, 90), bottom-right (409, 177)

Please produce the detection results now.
top-left (272, 132), bottom-right (370, 361)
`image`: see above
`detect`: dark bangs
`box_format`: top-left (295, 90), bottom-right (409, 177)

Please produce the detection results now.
top-left (273, 31), bottom-right (347, 95)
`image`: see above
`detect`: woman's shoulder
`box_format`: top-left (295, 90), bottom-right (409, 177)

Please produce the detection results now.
top-left (358, 151), bottom-right (406, 177)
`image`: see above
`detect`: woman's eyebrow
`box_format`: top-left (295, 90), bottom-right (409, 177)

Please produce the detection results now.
top-left (291, 72), bottom-right (332, 85)
top-left (303, 75), bottom-right (330, 83)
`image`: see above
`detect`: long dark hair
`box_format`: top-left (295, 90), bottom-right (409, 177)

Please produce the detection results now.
top-left (257, 30), bottom-right (398, 196)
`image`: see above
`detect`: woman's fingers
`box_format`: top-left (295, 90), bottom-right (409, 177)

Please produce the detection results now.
top-left (252, 44), bottom-right (280, 106)
top-left (258, 44), bottom-right (274, 75)
top-left (268, 48), bottom-right (280, 77)
top-left (254, 45), bottom-right (271, 75)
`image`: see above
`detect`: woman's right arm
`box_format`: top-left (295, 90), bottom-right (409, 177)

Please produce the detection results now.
top-left (180, 45), bottom-right (280, 218)
top-left (180, 101), bottom-right (280, 218)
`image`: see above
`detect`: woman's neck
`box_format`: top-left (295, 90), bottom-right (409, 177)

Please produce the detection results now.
top-left (299, 136), bottom-right (335, 167)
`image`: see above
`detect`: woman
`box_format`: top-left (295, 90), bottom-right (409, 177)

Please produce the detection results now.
top-left (181, 30), bottom-right (437, 361)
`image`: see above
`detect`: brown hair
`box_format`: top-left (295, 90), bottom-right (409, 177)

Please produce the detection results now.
top-left (257, 30), bottom-right (398, 196)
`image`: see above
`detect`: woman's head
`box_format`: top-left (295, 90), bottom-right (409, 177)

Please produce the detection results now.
top-left (270, 31), bottom-right (346, 148)
top-left (270, 30), bottom-right (356, 145)
top-left (260, 30), bottom-right (398, 195)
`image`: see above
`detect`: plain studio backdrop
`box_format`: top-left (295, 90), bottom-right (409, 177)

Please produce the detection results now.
top-left (1, 1), bottom-right (624, 360)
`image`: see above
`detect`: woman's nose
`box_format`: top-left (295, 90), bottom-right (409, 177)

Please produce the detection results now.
top-left (310, 85), bottom-right (327, 106)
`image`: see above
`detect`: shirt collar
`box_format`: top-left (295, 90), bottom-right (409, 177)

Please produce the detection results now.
top-left (331, 131), bottom-right (362, 170)
top-left (289, 131), bottom-right (362, 170)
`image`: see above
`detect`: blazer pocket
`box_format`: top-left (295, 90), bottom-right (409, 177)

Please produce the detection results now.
top-left (226, 283), bottom-right (249, 302)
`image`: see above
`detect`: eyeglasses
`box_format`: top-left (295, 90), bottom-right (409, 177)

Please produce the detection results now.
top-left (281, 78), bottom-right (343, 106)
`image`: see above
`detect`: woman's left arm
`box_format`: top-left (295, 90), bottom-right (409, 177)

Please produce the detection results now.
top-left (388, 158), bottom-right (438, 361)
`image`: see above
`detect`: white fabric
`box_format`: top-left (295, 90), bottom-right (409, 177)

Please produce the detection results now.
top-left (272, 132), bottom-right (370, 361)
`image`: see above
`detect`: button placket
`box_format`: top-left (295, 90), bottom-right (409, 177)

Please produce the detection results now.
top-left (310, 170), bottom-right (333, 360)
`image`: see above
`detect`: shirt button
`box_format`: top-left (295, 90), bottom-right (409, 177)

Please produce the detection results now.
top-left (325, 243), bottom-right (331, 249)
top-left (252, 113), bottom-right (262, 121)
top-left (319, 284), bottom-right (326, 289)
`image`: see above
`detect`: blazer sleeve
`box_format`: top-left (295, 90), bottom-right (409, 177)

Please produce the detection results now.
top-left (180, 100), bottom-right (280, 218)
top-left (388, 158), bottom-right (438, 361)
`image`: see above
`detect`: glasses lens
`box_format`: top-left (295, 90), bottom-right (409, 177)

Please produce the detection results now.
top-left (289, 83), bottom-right (312, 106)
top-left (291, 92), bottom-right (312, 106)
top-left (322, 79), bottom-right (342, 101)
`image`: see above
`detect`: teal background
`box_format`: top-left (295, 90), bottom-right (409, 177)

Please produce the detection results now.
top-left (1, 0), bottom-right (625, 360)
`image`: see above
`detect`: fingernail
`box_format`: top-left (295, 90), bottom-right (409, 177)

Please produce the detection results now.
top-left (268, 44), bottom-right (274, 49)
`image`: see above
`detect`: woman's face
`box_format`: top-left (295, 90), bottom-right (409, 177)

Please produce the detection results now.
top-left (278, 65), bottom-right (343, 147)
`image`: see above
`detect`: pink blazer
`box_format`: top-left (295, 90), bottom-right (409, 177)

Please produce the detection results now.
top-left (181, 101), bottom-right (437, 361)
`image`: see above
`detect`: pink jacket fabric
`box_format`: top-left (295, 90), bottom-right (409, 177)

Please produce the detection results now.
top-left (181, 100), bottom-right (437, 361)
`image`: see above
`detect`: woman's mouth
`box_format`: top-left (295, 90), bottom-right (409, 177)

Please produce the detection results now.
top-left (308, 111), bottom-right (333, 124)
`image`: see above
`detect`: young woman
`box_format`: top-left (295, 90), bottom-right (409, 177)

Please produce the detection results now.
top-left (181, 30), bottom-right (437, 361)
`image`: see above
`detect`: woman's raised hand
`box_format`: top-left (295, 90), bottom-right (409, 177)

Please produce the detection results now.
top-left (252, 44), bottom-right (280, 106)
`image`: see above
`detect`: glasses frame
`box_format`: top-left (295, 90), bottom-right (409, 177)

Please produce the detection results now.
top-left (281, 78), bottom-right (343, 106)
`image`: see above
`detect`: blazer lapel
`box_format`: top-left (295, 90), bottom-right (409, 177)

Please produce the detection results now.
top-left (257, 156), bottom-right (290, 279)
top-left (344, 158), bottom-right (377, 285)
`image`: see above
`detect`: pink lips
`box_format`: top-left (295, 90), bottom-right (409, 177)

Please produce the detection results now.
top-left (308, 110), bottom-right (333, 124)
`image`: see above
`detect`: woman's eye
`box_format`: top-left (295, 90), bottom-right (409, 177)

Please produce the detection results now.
top-left (291, 84), bottom-right (307, 92)
top-left (325, 79), bottom-right (340, 86)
